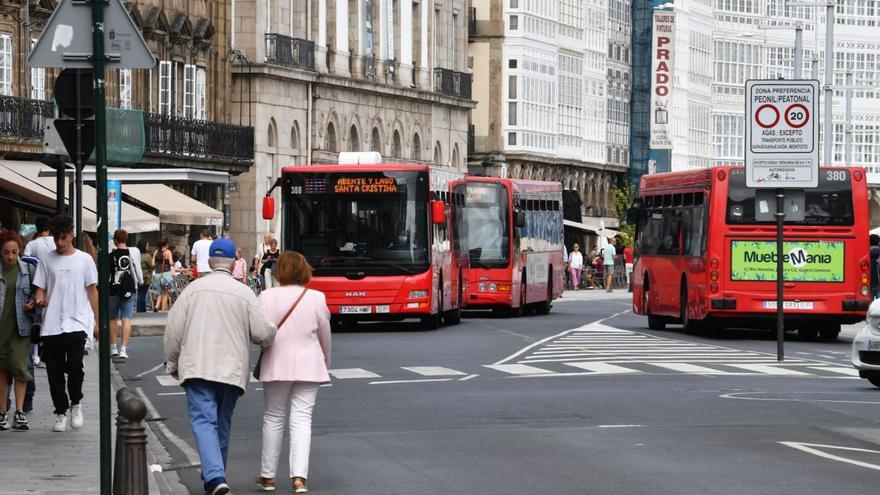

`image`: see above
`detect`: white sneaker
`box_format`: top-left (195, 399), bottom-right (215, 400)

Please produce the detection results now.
top-left (52, 413), bottom-right (68, 432)
top-left (110, 344), bottom-right (119, 357)
top-left (69, 404), bottom-right (83, 429)
top-left (119, 347), bottom-right (129, 359)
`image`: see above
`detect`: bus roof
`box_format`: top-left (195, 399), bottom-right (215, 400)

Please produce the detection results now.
top-left (639, 166), bottom-right (866, 195)
top-left (282, 163), bottom-right (432, 174)
top-left (467, 176), bottom-right (562, 194)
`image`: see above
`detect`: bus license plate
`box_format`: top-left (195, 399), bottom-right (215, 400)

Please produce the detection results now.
top-left (340, 306), bottom-right (371, 314)
top-left (763, 301), bottom-right (813, 310)
top-left (375, 305), bottom-right (391, 314)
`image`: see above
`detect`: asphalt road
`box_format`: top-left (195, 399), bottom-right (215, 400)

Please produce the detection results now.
top-left (117, 296), bottom-right (880, 495)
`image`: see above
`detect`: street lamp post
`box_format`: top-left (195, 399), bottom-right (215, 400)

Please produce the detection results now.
top-left (757, 22), bottom-right (805, 79)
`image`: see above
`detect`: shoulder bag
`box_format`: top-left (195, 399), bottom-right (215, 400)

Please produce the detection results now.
top-left (252, 288), bottom-right (308, 380)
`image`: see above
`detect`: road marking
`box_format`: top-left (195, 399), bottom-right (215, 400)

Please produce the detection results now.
top-left (726, 364), bottom-right (811, 376)
top-left (402, 366), bottom-right (467, 377)
top-left (598, 424), bottom-right (644, 429)
top-left (458, 374), bottom-right (479, 381)
top-left (135, 387), bottom-right (201, 467)
top-left (135, 362), bottom-right (165, 378)
top-left (329, 368), bottom-right (381, 379)
top-left (484, 364), bottom-right (555, 375)
top-left (809, 366), bottom-right (860, 377)
top-left (720, 392), bottom-right (880, 405)
top-left (779, 442), bottom-right (880, 472)
top-left (369, 378), bottom-right (454, 385)
top-left (564, 362), bottom-right (640, 374)
top-left (647, 362), bottom-right (740, 375)
top-left (157, 392), bottom-right (186, 396)
top-left (156, 375), bottom-right (180, 386)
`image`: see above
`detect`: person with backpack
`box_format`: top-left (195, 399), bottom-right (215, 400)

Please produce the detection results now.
top-left (108, 229), bottom-right (143, 359)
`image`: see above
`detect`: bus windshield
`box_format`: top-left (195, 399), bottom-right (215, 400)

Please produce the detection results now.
top-left (465, 182), bottom-right (510, 268)
top-left (726, 168), bottom-right (854, 226)
top-left (285, 171), bottom-right (430, 276)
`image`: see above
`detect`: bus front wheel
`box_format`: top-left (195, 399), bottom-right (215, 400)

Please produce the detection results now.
top-left (645, 277), bottom-right (665, 330)
top-left (444, 272), bottom-right (463, 325)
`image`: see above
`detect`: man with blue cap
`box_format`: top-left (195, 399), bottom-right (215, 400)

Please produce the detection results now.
top-left (165, 237), bottom-right (277, 495)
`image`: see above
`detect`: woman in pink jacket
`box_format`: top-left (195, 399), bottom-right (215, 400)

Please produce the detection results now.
top-left (254, 251), bottom-right (331, 493)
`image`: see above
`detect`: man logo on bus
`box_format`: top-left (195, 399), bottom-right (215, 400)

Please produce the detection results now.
top-left (789, 247), bottom-right (808, 268)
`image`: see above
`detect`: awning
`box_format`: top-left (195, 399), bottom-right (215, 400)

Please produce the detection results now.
top-left (0, 161), bottom-right (160, 234)
top-left (580, 216), bottom-right (620, 239)
top-left (563, 219), bottom-right (599, 234)
top-left (123, 183), bottom-right (224, 227)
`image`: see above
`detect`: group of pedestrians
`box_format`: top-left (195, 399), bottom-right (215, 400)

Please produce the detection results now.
top-left (164, 237), bottom-right (331, 495)
top-left (0, 215), bottom-right (99, 433)
top-left (567, 238), bottom-right (628, 292)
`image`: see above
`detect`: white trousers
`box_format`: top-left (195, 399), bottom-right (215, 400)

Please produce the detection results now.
top-left (260, 381), bottom-right (319, 479)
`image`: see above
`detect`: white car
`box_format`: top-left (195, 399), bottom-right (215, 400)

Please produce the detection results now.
top-left (851, 299), bottom-right (880, 388)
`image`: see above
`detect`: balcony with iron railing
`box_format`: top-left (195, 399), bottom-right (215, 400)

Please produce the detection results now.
top-left (265, 34), bottom-right (316, 72)
top-left (0, 96), bottom-right (53, 142)
top-left (144, 113), bottom-right (254, 163)
top-left (433, 68), bottom-right (473, 100)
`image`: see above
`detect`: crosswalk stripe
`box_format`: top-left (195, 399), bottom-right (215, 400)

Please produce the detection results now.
top-left (809, 366), bottom-right (860, 377)
top-left (726, 364), bottom-right (812, 375)
top-left (647, 362), bottom-right (739, 374)
top-left (564, 362), bottom-right (640, 374)
top-left (156, 375), bottom-right (180, 386)
top-left (402, 366), bottom-right (467, 377)
top-left (329, 368), bottom-right (382, 379)
top-left (483, 364), bottom-right (555, 375)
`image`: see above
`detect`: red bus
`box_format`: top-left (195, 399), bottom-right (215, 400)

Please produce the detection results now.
top-left (265, 162), bottom-right (466, 329)
top-left (457, 177), bottom-right (565, 316)
top-left (632, 166), bottom-right (870, 340)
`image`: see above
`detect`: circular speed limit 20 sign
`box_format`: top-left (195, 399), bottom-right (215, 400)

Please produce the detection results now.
top-left (745, 80), bottom-right (820, 189)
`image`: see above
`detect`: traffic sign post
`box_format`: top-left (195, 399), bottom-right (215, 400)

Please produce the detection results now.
top-left (745, 79), bottom-right (821, 364)
top-left (29, 1), bottom-right (154, 494)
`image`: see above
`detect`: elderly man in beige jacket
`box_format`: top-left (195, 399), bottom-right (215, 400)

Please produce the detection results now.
top-left (164, 237), bottom-right (277, 495)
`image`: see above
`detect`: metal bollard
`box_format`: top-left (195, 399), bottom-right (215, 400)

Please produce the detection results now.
top-left (112, 387), bottom-right (149, 495)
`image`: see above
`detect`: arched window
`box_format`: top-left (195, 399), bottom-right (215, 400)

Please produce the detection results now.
top-left (433, 142), bottom-right (442, 165)
top-left (392, 130), bottom-right (402, 158)
top-left (349, 125), bottom-right (360, 152)
top-left (412, 133), bottom-right (421, 161)
top-left (452, 144), bottom-right (460, 169)
top-left (371, 127), bottom-right (381, 153)
top-left (267, 118), bottom-right (277, 148)
top-left (291, 121), bottom-right (300, 150)
top-left (326, 122), bottom-right (337, 152)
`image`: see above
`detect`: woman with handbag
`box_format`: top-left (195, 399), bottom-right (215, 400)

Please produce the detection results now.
top-left (0, 231), bottom-right (36, 431)
top-left (254, 251), bottom-right (331, 494)
top-left (151, 240), bottom-right (176, 312)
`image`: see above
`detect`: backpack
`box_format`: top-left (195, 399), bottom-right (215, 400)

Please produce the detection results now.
top-left (111, 249), bottom-right (137, 298)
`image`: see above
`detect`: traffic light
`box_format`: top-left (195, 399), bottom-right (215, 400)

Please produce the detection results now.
top-left (52, 68), bottom-right (95, 165)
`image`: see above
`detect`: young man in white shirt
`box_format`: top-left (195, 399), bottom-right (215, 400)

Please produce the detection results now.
top-left (33, 215), bottom-right (99, 432)
top-left (191, 230), bottom-right (214, 278)
top-left (23, 216), bottom-right (54, 262)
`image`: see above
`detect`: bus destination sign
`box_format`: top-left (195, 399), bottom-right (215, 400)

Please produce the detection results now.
top-left (744, 79), bottom-right (820, 189)
top-left (333, 176), bottom-right (399, 193)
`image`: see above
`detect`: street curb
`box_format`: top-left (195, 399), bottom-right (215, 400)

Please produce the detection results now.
top-left (110, 359), bottom-right (187, 494)
top-left (132, 325), bottom-right (166, 337)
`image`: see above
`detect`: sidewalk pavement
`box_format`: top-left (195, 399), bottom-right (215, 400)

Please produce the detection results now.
top-left (556, 288), bottom-right (632, 303)
top-left (3, 348), bottom-right (186, 495)
top-left (131, 311), bottom-right (168, 337)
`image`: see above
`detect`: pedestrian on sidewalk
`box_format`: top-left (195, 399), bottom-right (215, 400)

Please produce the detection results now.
top-left (136, 240), bottom-right (153, 313)
top-left (232, 248), bottom-right (248, 284)
top-left (32, 215), bottom-right (99, 433)
top-left (623, 243), bottom-right (634, 293)
top-left (191, 230), bottom-right (214, 279)
top-left (165, 237), bottom-right (277, 495)
top-left (109, 229), bottom-right (143, 360)
top-left (603, 237), bottom-right (618, 293)
top-left (152, 240), bottom-right (175, 312)
top-left (568, 244), bottom-right (583, 291)
top-left (0, 231), bottom-right (37, 431)
top-left (260, 239), bottom-right (280, 290)
top-left (254, 251), bottom-right (331, 494)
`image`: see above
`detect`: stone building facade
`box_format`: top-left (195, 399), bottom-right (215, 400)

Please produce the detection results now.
top-left (468, 0), bottom-right (628, 223)
top-left (226, 0), bottom-right (474, 258)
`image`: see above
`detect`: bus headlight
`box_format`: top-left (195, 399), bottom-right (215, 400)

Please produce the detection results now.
top-left (861, 285), bottom-right (870, 297)
top-left (478, 283), bottom-right (487, 292)
top-left (408, 290), bottom-right (429, 299)
top-left (489, 283), bottom-right (497, 292)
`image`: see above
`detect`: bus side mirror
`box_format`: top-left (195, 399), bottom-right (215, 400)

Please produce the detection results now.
top-left (262, 195), bottom-right (275, 220)
top-left (515, 209), bottom-right (526, 228)
top-left (432, 200), bottom-right (446, 224)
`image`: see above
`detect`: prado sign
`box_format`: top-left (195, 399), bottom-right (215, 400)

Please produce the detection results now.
top-left (650, 11), bottom-right (675, 150)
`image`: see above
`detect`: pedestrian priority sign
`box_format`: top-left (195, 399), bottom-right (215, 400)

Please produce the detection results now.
top-left (745, 79), bottom-right (820, 189)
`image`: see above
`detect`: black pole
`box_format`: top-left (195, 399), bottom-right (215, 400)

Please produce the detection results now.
top-left (75, 70), bottom-right (83, 249)
top-left (55, 165), bottom-right (65, 214)
top-left (776, 188), bottom-right (785, 362)
top-left (91, 1), bottom-right (111, 493)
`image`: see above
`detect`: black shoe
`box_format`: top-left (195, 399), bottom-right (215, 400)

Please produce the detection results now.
top-left (12, 410), bottom-right (28, 431)
top-left (0, 411), bottom-right (8, 430)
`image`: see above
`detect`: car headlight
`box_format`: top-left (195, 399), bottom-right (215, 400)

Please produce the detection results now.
top-left (408, 290), bottom-right (429, 299)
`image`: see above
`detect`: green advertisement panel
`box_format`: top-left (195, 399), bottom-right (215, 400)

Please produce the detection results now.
top-left (730, 240), bottom-right (844, 282)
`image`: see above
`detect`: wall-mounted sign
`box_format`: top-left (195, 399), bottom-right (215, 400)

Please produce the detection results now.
top-left (650, 10), bottom-right (675, 150)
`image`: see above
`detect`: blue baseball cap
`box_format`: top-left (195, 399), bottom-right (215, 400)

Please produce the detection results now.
top-left (209, 237), bottom-right (236, 259)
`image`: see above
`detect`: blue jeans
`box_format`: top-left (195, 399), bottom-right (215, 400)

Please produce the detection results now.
top-left (183, 379), bottom-right (242, 493)
top-left (136, 285), bottom-right (149, 313)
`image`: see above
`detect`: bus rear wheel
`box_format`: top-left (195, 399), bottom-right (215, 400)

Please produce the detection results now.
top-left (819, 324), bottom-right (841, 341)
top-left (534, 268), bottom-right (553, 316)
top-left (680, 282), bottom-right (701, 335)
